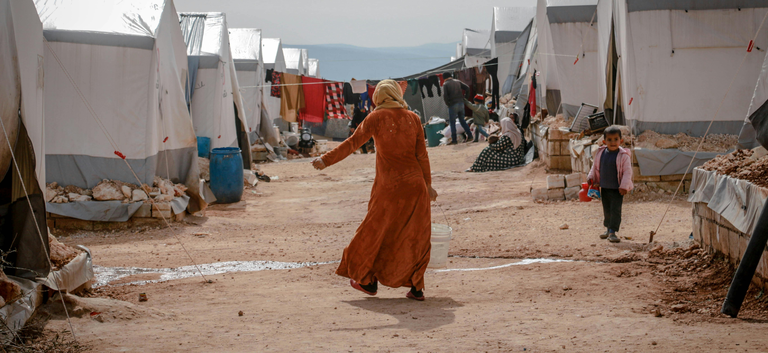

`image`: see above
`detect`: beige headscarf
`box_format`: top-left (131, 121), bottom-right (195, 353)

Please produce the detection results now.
top-left (501, 117), bottom-right (522, 149)
top-left (373, 79), bottom-right (408, 110)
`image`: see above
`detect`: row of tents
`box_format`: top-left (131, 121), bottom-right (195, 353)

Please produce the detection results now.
top-left (452, 0), bottom-right (768, 144)
top-left (0, 0), bottom-right (325, 283)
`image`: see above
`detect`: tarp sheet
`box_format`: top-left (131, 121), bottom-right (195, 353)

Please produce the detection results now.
top-left (43, 246), bottom-right (94, 292)
top-left (689, 168), bottom-right (768, 235)
top-left (635, 148), bottom-right (724, 176)
top-left (46, 196), bottom-right (188, 222)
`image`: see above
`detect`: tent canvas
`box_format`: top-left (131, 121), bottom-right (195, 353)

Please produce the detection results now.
top-left (739, 33), bottom-right (768, 149)
top-left (229, 28), bottom-right (264, 144)
top-left (40, 0), bottom-right (205, 220)
top-left (545, 0), bottom-right (599, 118)
top-left (308, 58), bottom-right (320, 78)
top-left (0, 0), bottom-right (49, 280)
top-left (283, 47), bottom-right (305, 76)
top-left (463, 29), bottom-right (491, 68)
top-left (491, 6), bottom-right (537, 96)
top-left (599, 0), bottom-right (768, 137)
top-left (179, 12), bottom-right (251, 168)
top-left (261, 38), bottom-right (285, 125)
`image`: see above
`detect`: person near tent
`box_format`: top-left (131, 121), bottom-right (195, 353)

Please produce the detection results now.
top-left (311, 80), bottom-right (438, 301)
top-left (349, 106), bottom-right (373, 154)
top-left (587, 126), bottom-right (634, 244)
top-left (442, 72), bottom-right (473, 144)
top-left (463, 94), bottom-right (490, 142)
top-left (466, 115), bottom-right (526, 172)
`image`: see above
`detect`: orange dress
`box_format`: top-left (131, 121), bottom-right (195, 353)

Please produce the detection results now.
top-left (321, 108), bottom-right (432, 290)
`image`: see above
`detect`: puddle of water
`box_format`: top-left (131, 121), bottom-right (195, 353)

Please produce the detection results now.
top-left (433, 258), bottom-right (574, 272)
top-left (94, 260), bottom-right (338, 287)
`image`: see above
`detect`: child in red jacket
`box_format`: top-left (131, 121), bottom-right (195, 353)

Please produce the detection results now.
top-left (587, 126), bottom-right (634, 243)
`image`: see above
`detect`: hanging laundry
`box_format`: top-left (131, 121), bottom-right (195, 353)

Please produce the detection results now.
top-left (407, 79), bottom-right (419, 95)
top-left (343, 82), bottom-right (360, 105)
top-left (325, 82), bottom-right (349, 119)
top-left (270, 71), bottom-right (281, 98)
top-left (280, 72), bottom-right (304, 122)
top-left (458, 69), bottom-right (476, 117)
top-left (529, 70), bottom-right (537, 117)
top-left (484, 58), bottom-right (500, 109)
top-left (437, 73), bottom-right (445, 86)
top-left (266, 69), bottom-right (275, 83)
top-left (367, 83), bottom-right (377, 109)
top-left (398, 81), bottom-right (408, 96)
top-left (301, 76), bottom-right (325, 123)
top-left (350, 79), bottom-right (367, 94)
top-left (359, 90), bottom-right (372, 110)
top-left (475, 66), bottom-right (490, 97)
top-left (418, 76), bottom-right (441, 98)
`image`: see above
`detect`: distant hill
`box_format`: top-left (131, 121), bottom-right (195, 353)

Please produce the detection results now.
top-left (283, 43), bottom-right (458, 82)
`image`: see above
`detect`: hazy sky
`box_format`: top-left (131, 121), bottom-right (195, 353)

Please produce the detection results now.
top-left (175, 0), bottom-right (537, 47)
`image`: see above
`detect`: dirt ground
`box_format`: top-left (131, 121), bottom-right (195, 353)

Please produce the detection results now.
top-left (43, 142), bottom-right (768, 352)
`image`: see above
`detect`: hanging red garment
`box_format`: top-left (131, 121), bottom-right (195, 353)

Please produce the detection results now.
top-left (301, 76), bottom-right (325, 123)
top-left (325, 82), bottom-right (349, 119)
top-left (367, 83), bottom-right (377, 109)
top-left (437, 73), bottom-right (445, 85)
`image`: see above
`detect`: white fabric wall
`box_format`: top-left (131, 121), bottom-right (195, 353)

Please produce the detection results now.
top-left (738, 48), bottom-right (768, 148)
top-left (534, 0), bottom-right (561, 100)
top-left (235, 70), bottom-right (262, 137)
top-left (1, 0), bottom-right (45, 190)
top-left (495, 41), bottom-right (517, 93)
top-left (596, 0), bottom-right (613, 111)
top-left (615, 5), bottom-right (768, 135)
top-left (549, 21), bottom-right (600, 115)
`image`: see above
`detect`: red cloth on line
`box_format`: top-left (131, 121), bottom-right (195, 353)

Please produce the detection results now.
top-left (301, 76), bottom-right (325, 123)
top-left (368, 84), bottom-right (377, 109)
top-left (325, 82), bottom-right (349, 119)
top-left (398, 81), bottom-right (408, 97)
top-left (528, 77), bottom-right (536, 117)
top-left (437, 73), bottom-right (445, 85)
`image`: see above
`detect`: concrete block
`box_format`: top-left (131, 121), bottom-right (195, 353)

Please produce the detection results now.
top-left (54, 218), bottom-right (93, 230)
top-left (547, 141), bottom-right (560, 156)
top-left (646, 181), bottom-right (683, 193)
top-left (692, 213), bottom-right (703, 245)
top-left (684, 180), bottom-right (691, 194)
top-left (151, 202), bottom-right (172, 211)
top-left (174, 211), bottom-right (186, 222)
top-left (134, 203), bottom-right (152, 218)
top-left (565, 173), bottom-right (583, 188)
top-left (132, 218), bottom-right (163, 228)
top-left (632, 166), bottom-right (661, 182)
top-left (547, 188), bottom-right (565, 201)
top-left (93, 221), bottom-right (130, 231)
top-left (547, 175), bottom-right (565, 189)
top-left (554, 156), bottom-right (572, 171)
top-left (548, 127), bottom-right (576, 141)
top-left (728, 229), bottom-right (741, 265)
top-left (716, 222), bottom-right (729, 259)
top-left (153, 209), bottom-right (172, 219)
top-left (564, 186), bottom-right (580, 200)
top-left (661, 174), bottom-right (693, 182)
top-left (738, 234), bottom-right (749, 267)
top-left (560, 141), bottom-right (571, 156)
top-left (531, 188), bottom-right (548, 201)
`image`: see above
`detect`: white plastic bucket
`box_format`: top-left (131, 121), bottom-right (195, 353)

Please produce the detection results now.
top-left (428, 223), bottom-right (453, 268)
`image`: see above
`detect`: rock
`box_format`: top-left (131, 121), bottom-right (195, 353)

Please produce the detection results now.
top-left (51, 195), bottom-right (69, 203)
top-left (155, 194), bottom-right (174, 202)
top-left (564, 186), bottom-right (580, 200)
top-left (93, 180), bottom-right (125, 201)
top-left (45, 187), bottom-right (58, 202)
top-left (198, 157), bottom-right (210, 181)
top-left (655, 138), bottom-right (679, 149)
top-left (244, 170), bottom-right (258, 186)
top-left (154, 176), bottom-right (175, 196)
top-left (238, 310), bottom-right (244, 317)
top-left (48, 182), bottom-right (58, 189)
top-left (132, 189), bottom-right (149, 202)
top-left (173, 183), bottom-right (188, 197)
top-left (559, 223), bottom-right (569, 230)
top-left (670, 304), bottom-right (689, 313)
top-left (652, 341), bottom-right (658, 345)
top-left (67, 193), bottom-right (92, 202)
top-left (121, 185), bottom-right (132, 198)
top-left (653, 308), bottom-right (663, 317)
top-left (0, 271), bottom-right (21, 305)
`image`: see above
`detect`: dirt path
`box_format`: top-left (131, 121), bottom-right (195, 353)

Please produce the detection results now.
top-left (50, 143), bottom-right (768, 352)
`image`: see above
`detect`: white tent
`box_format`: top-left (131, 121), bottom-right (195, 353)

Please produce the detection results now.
top-left (262, 38), bottom-right (286, 125)
top-left (598, 0), bottom-right (768, 136)
top-left (40, 0), bottom-right (205, 220)
top-left (179, 12), bottom-right (251, 167)
top-left (739, 35), bottom-right (768, 149)
top-left (301, 49), bottom-right (309, 76)
top-left (262, 38), bottom-right (287, 72)
top-left (463, 28), bottom-right (491, 68)
top-left (229, 28), bottom-right (264, 144)
top-left (544, 0), bottom-right (599, 118)
top-left (491, 6), bottom-right (537, 96)
top-left (283, 47), bottom-right (306, 75)
top-left (0, 0), bottom-right (50, 279)
top-left (308, 58), bottom-right (320, 78)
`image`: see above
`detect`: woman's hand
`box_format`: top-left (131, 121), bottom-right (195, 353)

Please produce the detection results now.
top-left (428, 186), bottom-right (438, 202)
top-left (311, 158), bottom-right (326, 170)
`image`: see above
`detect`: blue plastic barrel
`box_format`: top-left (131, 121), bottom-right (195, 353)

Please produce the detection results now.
top-left (197, 136), bottom-right (211, 158)
top-left (209, 147), bottom-right (243, 204)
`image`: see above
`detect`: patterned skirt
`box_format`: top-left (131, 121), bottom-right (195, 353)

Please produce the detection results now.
top-left (471, 138), bottom-right (527, 172)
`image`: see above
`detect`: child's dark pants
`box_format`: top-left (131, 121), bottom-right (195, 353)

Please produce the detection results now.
top-left (601, 188), bottom-right (623, 232)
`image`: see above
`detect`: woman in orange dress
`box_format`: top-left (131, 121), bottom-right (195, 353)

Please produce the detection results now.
top-left (312, 80), bottom-right (437, 301)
